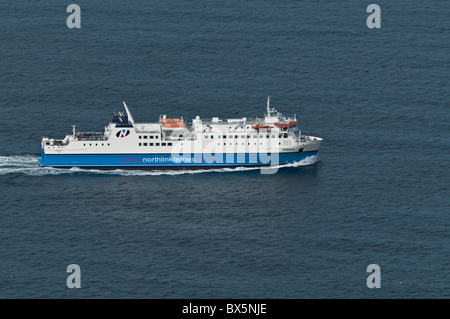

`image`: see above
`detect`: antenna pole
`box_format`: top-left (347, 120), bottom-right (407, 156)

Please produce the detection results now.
top-left (123, 101), bottom-right (135, 124)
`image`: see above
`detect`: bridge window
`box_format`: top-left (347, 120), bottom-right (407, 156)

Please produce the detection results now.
top-left (139, 136), bottom-right (142, 139)
top-left (150, 143), bottom-right (154, 146)
top-left (162, 143), bottom-right (166, 146)
top-left (156, 143), bottom-right (160, 146)
top-left (143, 143), bottom-right (147, 146)
top-left (168, 143), bottom-right (172, 146)
top-left (139, 143), bottom-right (142, 146)
top-left (144, 136), bottom-right (148, 139)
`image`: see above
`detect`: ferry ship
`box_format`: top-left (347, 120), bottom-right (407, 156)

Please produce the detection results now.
top-left (38, 97), bottom-right (322, 169)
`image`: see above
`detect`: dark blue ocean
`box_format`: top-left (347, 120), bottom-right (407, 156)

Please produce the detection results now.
top-left (0, 1), bottom-right (448, 298)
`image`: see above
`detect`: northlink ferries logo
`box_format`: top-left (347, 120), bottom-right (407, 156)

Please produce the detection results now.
top-left (116, 129), bottom-right (130, 138)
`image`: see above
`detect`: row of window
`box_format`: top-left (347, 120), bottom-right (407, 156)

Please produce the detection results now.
top-left (139, 135), bottom-right (159, 140)
top-left (139, 142), bottom-right (285, 147)
top-left (204, 134), bottom-right (288, 139)
top-left (139, 142), bottom-right (173, 147)
top-left (218, 142), bottom-right (285, 146)
top-left (83, 143), bottom-right (110, 146)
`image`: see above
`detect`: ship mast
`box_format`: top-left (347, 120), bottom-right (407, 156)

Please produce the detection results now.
top-left (123, 101), bottom-right (135, 124)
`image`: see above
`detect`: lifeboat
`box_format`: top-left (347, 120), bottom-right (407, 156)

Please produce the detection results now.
top-left (162, 118), bottom-right (187, 128)
top-left (252, 123), bottom-right (272, 130)
top-left (274, 121), bottom-right (298, 127)
top-left (274, 123), bottom-right (290, 127)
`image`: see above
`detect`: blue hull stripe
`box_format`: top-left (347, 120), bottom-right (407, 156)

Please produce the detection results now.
top-left (38, 151), bottom-right (318, 169)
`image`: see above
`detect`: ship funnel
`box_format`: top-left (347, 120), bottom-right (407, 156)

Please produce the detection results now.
top-left (123, 101), bottom-right (135, 124)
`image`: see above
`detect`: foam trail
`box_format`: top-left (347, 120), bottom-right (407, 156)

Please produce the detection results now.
top-left (0, 155), bottom-right (66, 176)
top-left (0, 155), bottom-right (317, 176)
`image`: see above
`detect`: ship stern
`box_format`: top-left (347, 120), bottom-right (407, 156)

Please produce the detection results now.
top-left (38, 139), bottom-right (47, 167)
